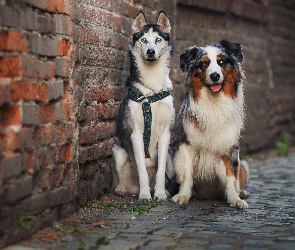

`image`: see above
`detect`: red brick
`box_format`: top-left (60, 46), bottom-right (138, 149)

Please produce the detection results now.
top-left (32, 82), bottom-right (48, 102)
top-left (91, 87), bottom-right (111, 102)
top-left (79, 146), bottom-right (87, 164)
top-left (59, 168), bottom-right (64, 181)
top-left (8, 127), bottom-right (34, 152)
top-left (21, 56), bottom-right (54, 79)
top-left (37, 124), bottom-right (67, 145)
top-left (34, 125), bottom-right (63, 146)
top-left (97, 103), bottom-right (118, 120)
top-left (63, 100), bottom-right (71, 120)
top-left (79, 122), bottom-right (115, 145)
top-left (57, 144), bottom-right (67, 163)
top-left (39, 104), bottom-right (55, 124)
top-left (0, 81), bottom-right (10, 105)
top-left (55, 124), bottom-right (67, 143)
top-left (55, 57), bottom-right (70, 77)
top-left (66, 122), bottom-right (73, 139)
top-left (0, 56), bottom-right (20, 78)
top-left (65, 143), bottom-right (71, 162)
top-left (57, 143), bottom-right (71, 164)
top-left (0, 31), bottom-right (28, 52)
top-left (47, 0), bottom-right (64, 13)
top-left (87, 103), bottom-right (118, 120)
top-left (10, 81), bottom-right (32, 101)
top-left (64, 0), bottom-right (71, 15)
top-left (0, 133), bottom-right (9, 155)
top-left (27, 151), bottom-right (35, 173)
top-left (55, 102), bottom-right (66, 121)
top-left (58, 38), bottom-right (71, 56)
top-left (0, 105), bottom-right (22, 126)
top-left (9, 128), bottom-right (19, 151)
top-left (35, 146), bottom-right (58, 167)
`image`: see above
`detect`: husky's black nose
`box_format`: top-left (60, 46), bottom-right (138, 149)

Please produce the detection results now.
top-left (147, 49), bottom-right (155, 57)
top-left (210, 72), bottom-right (220, 82)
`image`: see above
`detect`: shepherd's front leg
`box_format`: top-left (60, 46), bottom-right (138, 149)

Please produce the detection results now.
top-left (154, 128), bottom-right (170, 201)
top-left (131, 128), bottom-right (151, 201)
top-left (172, 143), bottom-right (194, 204)
top-left (223, 155), bottom-right (248, 209)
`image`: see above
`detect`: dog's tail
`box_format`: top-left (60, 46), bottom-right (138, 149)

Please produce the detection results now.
top-left (239, 159), bottom-right (249, 191)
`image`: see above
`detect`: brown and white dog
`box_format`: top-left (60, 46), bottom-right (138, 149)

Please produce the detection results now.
top-left (172, 40), bottom-right (249, 209)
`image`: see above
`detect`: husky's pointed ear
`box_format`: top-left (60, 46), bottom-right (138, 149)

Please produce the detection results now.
top-left (156, 10), bottom-right (171, 33)
top-left (180, 47), bottom-right (202, 73)
top-left (219, 39), bottom-right (243, 63)
top-left (132, 11), bottom-right (147, 33)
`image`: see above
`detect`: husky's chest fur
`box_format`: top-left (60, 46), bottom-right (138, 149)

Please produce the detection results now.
top-left (112, 10), bottom-right (175, 202)
top-left (128, 93), bottom-right (174, 164)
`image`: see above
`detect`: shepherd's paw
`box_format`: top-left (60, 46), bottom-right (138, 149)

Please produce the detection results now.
top-left (231, 199), bottom-right (249, 209)
top-left (172, 194), bottom-right (189, 204)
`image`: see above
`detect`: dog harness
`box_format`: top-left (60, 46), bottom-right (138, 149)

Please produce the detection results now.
top-left (128, 89), bottom-right (171, 158)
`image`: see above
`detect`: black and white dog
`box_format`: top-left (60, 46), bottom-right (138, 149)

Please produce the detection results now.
top-left (112, 11), bottom-right (175, 201)
top-left (172, 40), bottom-right (249, 209)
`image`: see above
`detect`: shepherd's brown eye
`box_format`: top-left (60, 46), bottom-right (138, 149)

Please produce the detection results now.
top-left (218, 60), bottom-right (224, 66)
top-left (202, 61), bottom-right (208, 67)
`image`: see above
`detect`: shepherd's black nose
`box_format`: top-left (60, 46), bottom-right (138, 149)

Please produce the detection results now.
top-left (210, 72), bottom-right (220, 82)
top-left (147, 49), bottom-right (155, 57)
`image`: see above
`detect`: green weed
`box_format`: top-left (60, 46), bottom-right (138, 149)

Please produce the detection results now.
top-left (128, 205), bottom-right (150, 214)
top-left (86, 199), bottom-right (98, 206)
top-left (99, 201), bottom-right (120, 211)
top-left (19, 215), bottom-right (36, 230)
top-left (276, 133), bottom-right (292, 156)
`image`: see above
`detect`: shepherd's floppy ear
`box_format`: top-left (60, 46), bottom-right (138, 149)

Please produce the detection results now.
top-left (180, 47), bottom-right (202, 72)
top-left (219, 39), bottom-right (243, 63)
top-left (132, 11), bottom-right (147, 33)
top-left (156, 10), bottom-right (171, 33)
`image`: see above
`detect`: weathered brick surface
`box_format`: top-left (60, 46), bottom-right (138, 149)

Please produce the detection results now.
top-left (0, 0), bottom-right (74, 245)
top-left (1, 0), bottom-right (295, 247)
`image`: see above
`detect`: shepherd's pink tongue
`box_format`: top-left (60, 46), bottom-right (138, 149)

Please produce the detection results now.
top-left (210, 84), bottom-right (222, 93)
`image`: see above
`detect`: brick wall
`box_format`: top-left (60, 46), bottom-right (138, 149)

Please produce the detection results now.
top-left (0, 0), bottom-right (295, 246)
top-left (0, 0), bottom-right (73, 245)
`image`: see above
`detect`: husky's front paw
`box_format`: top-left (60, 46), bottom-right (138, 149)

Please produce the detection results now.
top-left (231, 199), bottom-right (249, 209)
top-left (139, 192), bottom-right (152, 201)
top-left (115, 186), bottom-right (126, 197)
top-left (172, 194), bottom-right (190, 204)
top-left (154, 192), bottom-right (167, 201)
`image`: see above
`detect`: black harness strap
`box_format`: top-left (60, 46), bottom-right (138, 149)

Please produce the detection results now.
top-left (128, 89), bottom-right (171, 158)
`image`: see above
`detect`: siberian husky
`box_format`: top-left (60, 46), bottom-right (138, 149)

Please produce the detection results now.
top-left (172, 40), bottom-right (249, 209)
top-left (112, 11), bottom-right (175, 201)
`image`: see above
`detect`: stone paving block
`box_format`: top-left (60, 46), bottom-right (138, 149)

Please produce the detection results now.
top-left (6, 154), bottom-right (295, 249)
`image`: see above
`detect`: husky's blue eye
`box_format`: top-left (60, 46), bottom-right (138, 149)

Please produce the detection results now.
top-left (141, 38), bottom-right (147, 43)
top-left (155, 37), bottom-right (162, 43)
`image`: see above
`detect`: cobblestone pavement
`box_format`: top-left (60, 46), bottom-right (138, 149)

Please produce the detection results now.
top-left (6, 151), bottom-right (295, 250)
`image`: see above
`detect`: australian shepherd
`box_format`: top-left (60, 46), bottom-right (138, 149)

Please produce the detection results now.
top-left (172, 40), bottom-right (249, 209)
